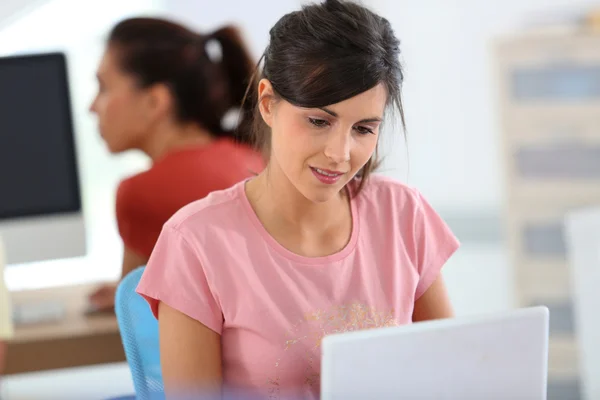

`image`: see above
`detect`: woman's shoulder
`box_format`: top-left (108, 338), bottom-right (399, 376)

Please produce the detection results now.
top-left (357, 174), bottom-right (424, 210)
top-left (116, 166), bottom-right (165, 204)
top-left (163, 179), bottom-right (249, 235)
top-left (115, 172), bottom-right (149, 214)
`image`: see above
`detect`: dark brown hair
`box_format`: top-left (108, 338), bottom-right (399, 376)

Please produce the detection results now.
top-left (245, 0), bottom-right (406, 193)
top-left (108, 17), bottom-right (255, 145)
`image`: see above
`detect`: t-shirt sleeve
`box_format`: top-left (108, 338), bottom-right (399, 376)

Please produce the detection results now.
top-left (136, 225), bottom-right (224, 335)
top-left (116, 179), bottom-right (163, 259)
top-left (412, 190), bottom-right (460, 300)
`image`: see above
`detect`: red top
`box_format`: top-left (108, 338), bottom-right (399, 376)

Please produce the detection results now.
top-left (116, 138), bottom-right (264, 259)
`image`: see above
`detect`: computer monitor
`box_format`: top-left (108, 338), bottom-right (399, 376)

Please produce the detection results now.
top-left (0, 52), bottom-right (86, 266)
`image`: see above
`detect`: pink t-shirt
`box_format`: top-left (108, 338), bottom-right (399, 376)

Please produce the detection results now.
top-left (137, 175), bottom-right (460, 399)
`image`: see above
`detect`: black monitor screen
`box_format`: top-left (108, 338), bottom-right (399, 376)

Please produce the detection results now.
top-left (0, 52), bottom-right (81, 221)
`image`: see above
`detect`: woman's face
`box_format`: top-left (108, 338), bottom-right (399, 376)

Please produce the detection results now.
top-left (259, 80), bottom-right (387, 203)
top-left (89, 46), bottom-right (153, 153)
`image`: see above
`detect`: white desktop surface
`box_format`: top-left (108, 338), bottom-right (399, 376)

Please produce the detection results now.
top-left (1, 362), bottom-right (134, 400)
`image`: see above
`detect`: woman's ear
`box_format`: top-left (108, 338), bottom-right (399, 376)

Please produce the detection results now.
top-left (258, 78), bottom-right (275, 127)
top-left (144, 83), bottom-right (173, 123)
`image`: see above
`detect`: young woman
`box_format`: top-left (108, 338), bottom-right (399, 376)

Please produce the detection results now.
top-left (88, 18), bottom-right (264, 311)
top-left (137, 1), bottom-right (460, 399)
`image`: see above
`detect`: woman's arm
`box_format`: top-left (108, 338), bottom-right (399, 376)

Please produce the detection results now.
top-left (412, 275), bottom-right (454, 322)
top-left (89, 247), bottom-right (148, 310)
top-left (159, 301), bottom-right (222, 399)
top-left (121, 246), bottom-right (148, 278)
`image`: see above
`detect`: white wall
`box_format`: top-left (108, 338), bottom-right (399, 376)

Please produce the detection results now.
top-left (0, 0), bottom-right (50, 30)
top-left (373, 0), bottom-right (600, 216)
top-left (162, 0), bottom-right (302, 59)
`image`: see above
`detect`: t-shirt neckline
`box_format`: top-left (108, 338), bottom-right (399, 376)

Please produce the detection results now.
top-left (238, 179), bottom-right (360, 265)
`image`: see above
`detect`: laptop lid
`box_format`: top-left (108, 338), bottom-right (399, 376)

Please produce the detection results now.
top-left (321, 306), bottom-right (549, 400)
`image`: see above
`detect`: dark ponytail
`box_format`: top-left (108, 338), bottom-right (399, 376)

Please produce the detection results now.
top-left (207, 26), bottom-right (257, 145)
top-left (108, 18), bottom-right (255, 146)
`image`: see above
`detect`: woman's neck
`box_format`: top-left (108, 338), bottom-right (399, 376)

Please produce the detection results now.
top-left (141, 122), bottom-right (215, 162)
top-left (246, 161), bottom-right (349, 237)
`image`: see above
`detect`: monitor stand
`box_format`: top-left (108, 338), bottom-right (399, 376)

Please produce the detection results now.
top-left (0, 236), bottom-right (13, 336)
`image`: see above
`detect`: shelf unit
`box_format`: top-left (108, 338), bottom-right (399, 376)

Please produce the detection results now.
top-left (495, 30), bottom-right (600, 400)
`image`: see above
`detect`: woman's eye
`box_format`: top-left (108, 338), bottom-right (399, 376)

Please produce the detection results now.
top-left (355, 125), bottom-right (374, 135)
top-left (308, 118), bottom-right (330, 128)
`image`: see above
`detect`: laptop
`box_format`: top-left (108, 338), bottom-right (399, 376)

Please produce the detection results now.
top-left (321, 306), bottom-right (549, 400)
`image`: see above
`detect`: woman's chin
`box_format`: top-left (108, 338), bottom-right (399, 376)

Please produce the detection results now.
top-left (301, 181), bottom-right (347, 204)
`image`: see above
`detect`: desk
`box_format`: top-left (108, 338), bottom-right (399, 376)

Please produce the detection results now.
top-left (4, 284), bottom-right (125, 375)
top-left (2, 362), bottom-right (134, 400)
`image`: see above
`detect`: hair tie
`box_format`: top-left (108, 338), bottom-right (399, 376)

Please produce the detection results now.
top-left (204, 37), bottom-right (222, 63)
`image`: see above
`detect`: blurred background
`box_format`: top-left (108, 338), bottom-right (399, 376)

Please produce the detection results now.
top-left (1, 0), bottom-right (600, 399)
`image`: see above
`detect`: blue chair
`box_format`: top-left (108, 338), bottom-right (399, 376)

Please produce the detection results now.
top-left (115, 266), bottom-right (164, 400)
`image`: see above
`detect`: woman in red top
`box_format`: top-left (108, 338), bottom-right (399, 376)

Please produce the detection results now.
top-left (88, 18), bottom-right (264, 310)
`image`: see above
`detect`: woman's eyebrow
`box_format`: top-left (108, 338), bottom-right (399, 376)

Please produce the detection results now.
top-left (319, 107), bottom-right (382, 123)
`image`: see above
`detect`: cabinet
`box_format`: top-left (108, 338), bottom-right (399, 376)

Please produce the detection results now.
top-left (495, 31), bottom-right (600, 399)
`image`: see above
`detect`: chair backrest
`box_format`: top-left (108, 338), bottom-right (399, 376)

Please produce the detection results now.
top-left (115, 266), bottom-right (164, 400)
top-left (564, 207), bottom-right (600, 400)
